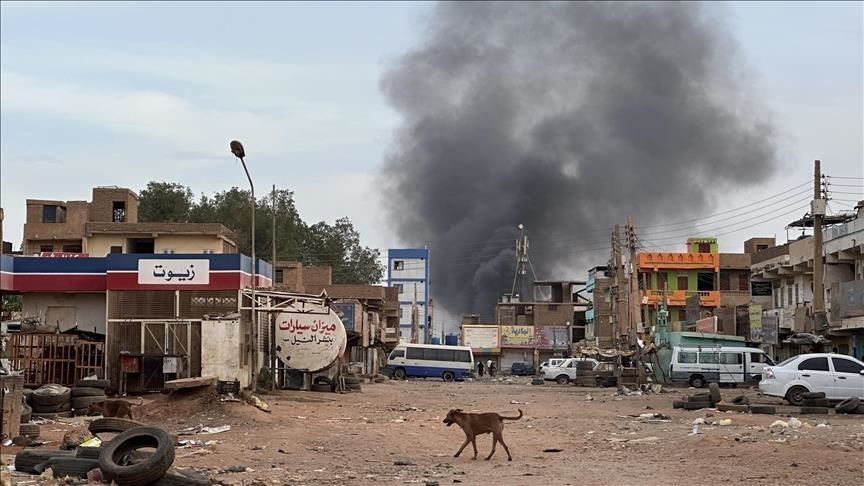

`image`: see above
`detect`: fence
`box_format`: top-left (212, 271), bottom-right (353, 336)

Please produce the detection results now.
top-left (5, 333), bottom-right (103, 386)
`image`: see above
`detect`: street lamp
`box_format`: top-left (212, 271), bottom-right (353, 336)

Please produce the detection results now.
top-left (230, 140), bottom-right (256, 389)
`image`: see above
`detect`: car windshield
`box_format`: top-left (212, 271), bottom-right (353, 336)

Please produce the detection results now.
top-left (777, 357), bottom-right (797, 367)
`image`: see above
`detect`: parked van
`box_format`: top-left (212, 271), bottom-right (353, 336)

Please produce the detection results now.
top-left (669, 346), bottom-right (775, 388)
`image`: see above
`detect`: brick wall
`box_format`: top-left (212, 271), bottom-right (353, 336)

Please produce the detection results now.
top-left (90, 187), bottom-right (138, 223)
top-left (534, 303), bottom-right (573, 326)
top-left (303, 266), bottom-right (332, 287)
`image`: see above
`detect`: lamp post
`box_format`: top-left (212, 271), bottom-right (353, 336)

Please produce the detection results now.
top-left (230, 140), bottom-right (256, 388)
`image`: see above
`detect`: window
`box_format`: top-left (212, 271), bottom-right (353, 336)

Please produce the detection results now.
top-left (697, 272), bottom-right (715, 291)
top-left (832, 357), bottom-right (864, 374)
top-left (395, 284), bottom-right (403, 293)
top-left (720, 353), bottom-right (742, 365)
top-left (42, 205), bottom-right (58, 223)
top-left (389, 349), bottom-right (405, 360)
top-left (677, 275), bottom-right (688, 291)
top-left (422, 348), bottom-right (438, 361)
top-left (738, 274), bottom-right (749, 291)
top-left (756, 244), bottom-right (768, 251)
top-left (750, 352), bottom-right (769, 364)
top-left (275, 269), bottom-right (284, 283)
top-left (698, 243), bottom-right (711, 253)
top-left (678, 309), bottom-right (687, 322)
top-left (698, 353), bottom-right (719, 364)
top-left (798, 357), bottom-right (829, 372)
top-left (110, 246), bottom-right (123, 254)
top-left (62, 244), bottom-right (82, 253)
top-left (438, 349), bottom-right (455, 362)
top-left (406, 347), bottom-right (423, 360)
top-left (678, 352), bottom-right (697, 363)
top-left (719, 273), bottom-right (731, 291)
top-left (456, 350), bottom-right (472, 363)
top-left (112, 201), bottom-right (126, 223)
top-left (787, 286), bottom-right (793, 306)
top-left (398, 307), bottom-right (403, 318)
top-left (39, 244), bottom-right (54, 253)
top-left (393, 260), bottom-right (404, 270)
top-left (657, 272), bottom-right (668, 290)
top-left (794, 284), bottom-right (799, 305)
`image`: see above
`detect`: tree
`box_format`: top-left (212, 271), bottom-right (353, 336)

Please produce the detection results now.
top-left (302, 217), bottom-right (383, 284)
top-left (138, 182), bottom-right (194, 222)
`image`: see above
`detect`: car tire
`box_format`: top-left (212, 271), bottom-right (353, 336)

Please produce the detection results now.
top-left (802, 391), bottom-right (826, 400)
top-left (99, 426), bottom-right (175, 485)
top-left (77, 379), bottom-right (111, 389)
top-left (673, 400), bottom-right (710, 410)
top-left (717, 403), bottom-right (749, 412)
top-left (854, 403), bottom-right (864, 415)
top-left (31, 389), bottom-right (72, 408)
top-left (48, 457), bottom-right (101, 479)
top-left (14, 449), bottom-right (75, 474)
top-left (731, 395), bottom-right (750, 405)
top-left (312, 376), bottom-right (332, 386)
top-left (799, 406), bottom-right (829, 415)
top-left (708, 383), bottom-right (722, 404)
top-left (834, 397), bottom-right (860, 414)
top-left (555, 375), bottom-right (569, 385)
top-left (19, 423), bottom-right (40, 438)
top-left (801, 398), bottom-right (830, 408)
top-left (442, 371), bottom-right (455, 382)
top-left (785, 386), bottom-right (808, 406)
top-left (393, 368), bottom-right (406, 380)
top-left (72, 387), bottom-right (106, 398)
top-left (749, 405), bottom-right (776, 415)
top-left (89, 417), bottom-right (145, 435)
top-left (531, 378), bottom-right (544, 386)
top-left (689, 375), bottom-right (705, 388)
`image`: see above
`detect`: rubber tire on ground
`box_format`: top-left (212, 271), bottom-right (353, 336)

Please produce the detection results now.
top-left (99, 426), bottom-right (176, 485)
top-left (75, 446), bottom-right (103, 460)
top-left (708, 383), bottom-right (722, 404)
top-left (799, 406), bottom-right (829, 414)
top-left (31, 389), bottom-right (72, 408)
top-left (834, 397), bottom-right (860, 414)
top-left (21, 402), bottom-right (32, 424)
top-left (72, 387), bottom-right (106, 398)
top-left (19, 423), bottom-right (40, 438)
top-left (89, 417), bottom-right (145, 435)
top-left (749, 405), bottom-right (776, 415)
top-left (731, 395), bottom-right (750, 405)
top-left (531, 378), bottom-right (544, 386)
top-left (48, 457), bottom-right (101, 479)
top-left (342, 376), bottom-right (361, 385)
top-left (717, 403), bottom-right (749, 412)
top-left (14, 449), bottom-right (75, 474)
top-left (149, 469), bottom-right (212, 486)
top-left (22, 389), bottom-right (33, 404)
top-left (854, 403), bottom-right (864, 414)
top-left (72, 395), bottom-right (106, 410)
top-left (393, 368), bottom-right (406, 380)
top-left (673, 400), bottom-right (711, 410)
top-left (688, 393), bottom-right (711, 403)
top-left (310, 383), bottom-right (331, 393)
top-left (32, 411), bottom-right (73, 419)
top-left (555, 375), bottom-right (569, 385)
top-left (803, 391), bottom-right (826, 400)
top-left (31, 401), bottom-right (73, 413)
top-left (77, 379), bottom-right (111, 389)
top-left (442, 371), bottom-right (455, 382)
top-left (347, 382), bottom-right (362, 391)
top-left (312, 376), bottom-right (332, 386)
top-left (801, 398), bottom-right (830, 408)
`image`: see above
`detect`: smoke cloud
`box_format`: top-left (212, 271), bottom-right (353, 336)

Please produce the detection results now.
top-left (379, 2), bottom-right (776, 321)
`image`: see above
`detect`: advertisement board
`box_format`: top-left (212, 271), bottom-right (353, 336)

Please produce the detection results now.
top-left (462, 325), bottom-right (500, 353)
top-left (534, 325), bottom-right (568, 349)
top-left (695, 316), bottom-right (717, 333)
top-left (275, 303), bottom-right (347, 372)
top-left (748, 304), bottom-right (763, 342)
top-left (500, 325), bottom-right (535, 348)
top-left (332, 302), bottom-right (356, 332)
top-left (138, 259), bottom-right (210, 285)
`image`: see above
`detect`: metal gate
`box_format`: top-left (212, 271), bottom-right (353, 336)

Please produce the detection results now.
top-left (5, 333), bottom-right (103, 386)
top-left (106, 320), bottom-right (201, 391)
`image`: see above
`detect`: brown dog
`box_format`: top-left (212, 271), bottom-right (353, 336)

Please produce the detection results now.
top-left (87, 397), bottom-right (144, 419)
top-left (443, 408), bottom-right (522, 461)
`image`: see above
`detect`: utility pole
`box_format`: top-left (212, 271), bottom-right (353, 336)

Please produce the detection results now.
top-left (270, 184), bottom-right (277, 391)
top-left (611, 225), bottom-right (625, 389)
top-left (626, 217), bottom-right (646, 384)
top-left (511, 224), bottom-right (529, 301)
top-left (411, 283), bottom-right (419, 344)
top-left (812, 159), bottom-right (826, 330)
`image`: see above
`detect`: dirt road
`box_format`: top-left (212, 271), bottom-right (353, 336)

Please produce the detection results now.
top-left (5, 379), bottom-right (863, 485)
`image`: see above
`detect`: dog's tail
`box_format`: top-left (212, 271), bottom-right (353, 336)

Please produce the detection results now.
top-left (501, 409), bottom-right (523, 421)
top-left (132, 396), bottom-right (145, 406)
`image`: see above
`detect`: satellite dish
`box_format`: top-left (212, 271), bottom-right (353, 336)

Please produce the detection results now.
top-left (274, 303), bottom-right (347, 373)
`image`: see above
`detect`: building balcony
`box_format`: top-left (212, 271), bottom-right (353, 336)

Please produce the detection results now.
top-left (642, 289), bottom-right (721, 307)
top-left (638, 252), bottom-right (718, 271)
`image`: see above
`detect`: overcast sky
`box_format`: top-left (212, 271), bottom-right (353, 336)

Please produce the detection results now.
top-left (1, 1), bottom-right (862, 262)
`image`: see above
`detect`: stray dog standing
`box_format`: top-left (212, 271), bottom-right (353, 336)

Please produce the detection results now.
top-left (443, 408), bottom-right (522, 461)
top-left (87, 397), bottom-right (144, 420)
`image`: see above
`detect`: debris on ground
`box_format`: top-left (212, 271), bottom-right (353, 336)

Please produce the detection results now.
top-left (177, 424), bottom-right (231, 435)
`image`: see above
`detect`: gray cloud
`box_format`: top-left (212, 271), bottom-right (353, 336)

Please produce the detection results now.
top-left (379, 2), bottom-right (777, 320)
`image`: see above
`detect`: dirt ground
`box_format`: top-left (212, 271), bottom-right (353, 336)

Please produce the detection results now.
top-left (4, 378), bottom-right (864, 485)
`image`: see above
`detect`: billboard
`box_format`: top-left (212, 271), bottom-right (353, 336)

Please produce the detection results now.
top-left (534, 325), bottom-right (568, 349)
top-left (762, 314), bottom-right (778, 345)
top-left (275, 303), bottom-right (347, 372)
top-left (748, 304), bottom-right (763, 342)
top-left (695, 316), bottom-right (717, 333)
top-left (138, 259), bottom-right (210, 285)
top-left (332, 302), bottom-right (356, 332)
top-left (500, 325), bottom-right (535, 348)
top-left (462, 325), bottom-right (500, 353)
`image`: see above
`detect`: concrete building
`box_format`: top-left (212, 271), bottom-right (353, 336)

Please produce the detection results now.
top-left (585, 266), bottom-right (613, 347)
top-left (387, 248), bottom-right (430, 344)
top-left (23, 186), bottom-right (237, 256)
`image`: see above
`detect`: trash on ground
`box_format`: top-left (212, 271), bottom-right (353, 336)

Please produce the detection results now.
top-left (770, 420), bottom-right (789, 428)
top-left (543, 448), bottom-right (563, 453)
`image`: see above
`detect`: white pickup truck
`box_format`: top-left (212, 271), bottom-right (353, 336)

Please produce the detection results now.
top-left (543, 358), bottom-right (600, 384)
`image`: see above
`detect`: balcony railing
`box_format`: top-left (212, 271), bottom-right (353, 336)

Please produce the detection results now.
top-left (642, 289), bottom-right (721, 307)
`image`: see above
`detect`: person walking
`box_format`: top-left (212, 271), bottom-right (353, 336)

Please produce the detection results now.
top-left (477, 361), bottom-right (485, 377)
top-left (489, 361), bottom-right (497, 377)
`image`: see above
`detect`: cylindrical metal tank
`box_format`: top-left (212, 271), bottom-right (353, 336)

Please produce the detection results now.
top-left (444, 334), bottom-right (459, 346)
top-left (431, 336), bottom-right (441, 345)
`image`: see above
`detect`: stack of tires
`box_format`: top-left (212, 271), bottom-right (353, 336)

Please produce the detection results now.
top-left (835, 397), bottom-right (864, 415)
top-left (14, 418), bottom-right (204, 484)
top-left (343, 373), bottom-right (362, 392)
top-left (71, 379), bottom-right (110, 416)
top-left (30, 384), bottom-right (72, 419)
top-left (800, 391), bottom-right (830, 414)
top-left (673, 383), bottom-right (723, 410)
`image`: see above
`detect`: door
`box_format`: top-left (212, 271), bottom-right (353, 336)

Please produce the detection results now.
top-left (796, 356), bottom-right (835, 397)
top-left (830, 357), bottom-right (864, 399)
top-left (747, 352), bottom-right (769, 382)
top-left (719, 352), bottom-right (744, 383)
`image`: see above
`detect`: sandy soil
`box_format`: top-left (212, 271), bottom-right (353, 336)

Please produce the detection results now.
top-left (4, 378), bottom-right (864, 485)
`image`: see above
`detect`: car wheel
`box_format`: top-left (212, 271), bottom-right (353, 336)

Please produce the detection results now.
top-left (442, 371), bottom-right (455, 382)
top-left (785, 386), bottom-right (808, 406)
top-left (555, 375), bottom-right (569, 385)
top-left (393, 368), bottom-right (406, 380)
top-left (689, 375), bottom-right (705, 388)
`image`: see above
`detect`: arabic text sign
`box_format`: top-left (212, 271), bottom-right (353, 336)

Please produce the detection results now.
top-left (534, 325), bottom-right (568, 349)
top-left (275, 307), bottom-right (347, 372)
top-left (748, 304), bottom-right (763, 343)
top-left (500, 325), bottom-right (535, 347)
top-left (138, 259), bottom-right (210, 285)
top-left (695, 316), bottom-right (717, 333)
top-left (462, 326), bottom-right (499, 351)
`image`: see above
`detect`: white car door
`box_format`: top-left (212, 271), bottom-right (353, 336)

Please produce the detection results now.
top-left (796, 356), bottom-right (835, 397)
top-left (830, 357), bottom-right (864, 399)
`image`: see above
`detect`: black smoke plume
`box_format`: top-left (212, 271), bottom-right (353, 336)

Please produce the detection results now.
top-left (379, 2), bottom-right (776, 321)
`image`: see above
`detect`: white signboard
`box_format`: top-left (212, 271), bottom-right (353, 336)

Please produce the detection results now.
top-left (275, 304), bottom-right (347, 372)
top-left (462, 326), bottom-right (500, 351)
top-left (138, 259), bottom-right (210, 284)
